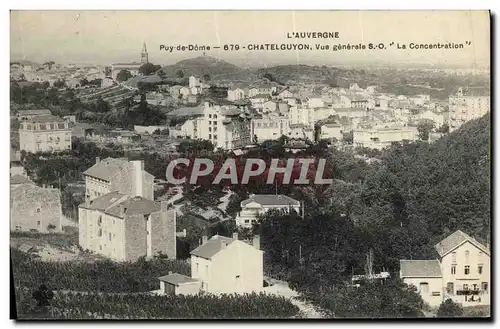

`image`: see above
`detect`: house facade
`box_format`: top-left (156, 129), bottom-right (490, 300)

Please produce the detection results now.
top-left (236, 194), bottom-right (301, 228)
top-left (19, 115), bottom-right (72, 153)
top-left (10, 179), bottom-right (63, 233)
top-left (190, 234), bottom-right (263, 294)
top-left (448, 87), bottom-right (490, 131)
top-left (78, 194), bottom-right (176, 261)
top-left (83, 158), bottom-right (154, 201)
top-left (400, 230), bottom-right (490, 308)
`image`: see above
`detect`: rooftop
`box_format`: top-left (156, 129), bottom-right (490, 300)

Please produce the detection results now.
top-left (400, 260), bottom-right (442, 278)
top-left (25, 115), bottom-right (66, 123)
top-left (242, 194), bottom-right (300, 207)
top-left (10, 175), bottom-right (31, 185)
top-left (434, 230), bottom-right (489, 257)
top-left (158, 273), bottom-right (199, 286)
top-left (83, 157), bottom-right (129, 181)
top-left (85, 192), bottom-right (161, 219)
top-left (190, 235), bottom-right (236, 260)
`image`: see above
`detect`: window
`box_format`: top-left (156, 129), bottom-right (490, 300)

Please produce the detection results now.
top-left (98, 216), bottom-right (102, 226)
top-left (419, 282), bottom-right (429, 293)
top-left (98, 229), bottom-right (102, 237)
top-left (50, 124), bottom-right (55, 130)
top-left (208, 127), bottom-right (212, 132)
top-left (213, 114), bottom-right (217, 119)
top-left (451, 252), bottom-right (457, 263)
top-left (209, 114), bottom-right (212, 118)
top-left (37, 221), bottom-right (41, 226)
top-left (446, 282), bottom-right (454, 295)
top-left (213, 135), bottom-right (217, 140)
top-left (208, 134), bottom-right (212, 139)
top-left (464, 265), bottom-right (470, 275)
top-left (451, 265), bottom-right (456, 275)
top-left (58, 123), bottom-right (65, 129)
top-left (244, 220), bottom-right (249, 223)
top-left (36, 208), bottom-right (41, 213)
top-left (205, 265), bottom-right (208, 276)
top-left (465, 250), bottom-right (470, 262)
top-left (39, 124), bottom-right (46, 130)
top-left (99, 245), bottom-right (102, 251)
top-left (463, 284), bottom-right (469, 290)
top-left (472, 284), bottom-right (478, 291)
top-left (196, 263), bottom-right (199, 272)
top-left (109, 233), bottom-right (112, 241)
top-left (482, 282), bottom-right (488, 292)
top-left (15, 225), bottom-right (21, 231)
top-left (478, 265), bottom-right (483, 274)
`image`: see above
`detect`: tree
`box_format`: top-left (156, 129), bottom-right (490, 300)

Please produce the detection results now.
top-left (116, 70), bottom-right (133, 82)
top-left (139, 63), bottom-right (162, 76)
top-left (53, 79), bottom-right (66, 89)
top-left (104, 67), bottom-right (112, 76)
top-left (176, 70), bottom-right (185, 78)
top-left (437, 299), bottom-right (464, 318)
top-left (158, 70), bottom-right (166, 79)
top-left (203, 74), bottom-right (211, 82)
top-left (343, 131), bottom-right (353, 144)
top-left (417, 119), bottom-right (435, 141)
top-left (437, 124), bottom-right (450, 134)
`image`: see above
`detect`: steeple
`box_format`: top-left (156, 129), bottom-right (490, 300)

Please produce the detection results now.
top-left (141, 41), bottom-right (148, 64)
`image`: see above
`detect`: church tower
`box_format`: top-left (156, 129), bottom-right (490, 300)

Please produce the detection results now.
top-left (141, 42), bottom-right (149, 64)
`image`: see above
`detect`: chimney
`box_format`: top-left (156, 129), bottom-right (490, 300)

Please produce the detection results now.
top-left (131, 160), bottom-right (144, 198)
top-left (202, 235), bottom-right (208, 245)
top-left (95, 156), bottom-right (100, 164)
top-left (253, 235), bottom-right (260, 250)
top-left (232, 232), bottom-right (238, 240)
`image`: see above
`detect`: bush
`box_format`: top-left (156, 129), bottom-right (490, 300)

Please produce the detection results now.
top-left (14, 287), bottom-right (299, 319)
top-left (437, 299), bottom-right (464, 318)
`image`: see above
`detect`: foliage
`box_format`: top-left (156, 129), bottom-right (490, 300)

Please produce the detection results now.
top-left (437, 299), bottom-right (464, 317)
top-left (343, 131), bottom-right (353, 144)
top-left (139, 63), bottom-right (162, 76)
top-left (116, 70), bottom-right (133, 82)
top-left (11, 249), bottom-right (190, 293)
top-left (437, 124), bottom-right (450, 134)
top-left (311, 280), bottom-right (424, 318)
top-left (176, 69), bottom-right (184, 78)
top-left (53, 79), bottom-right (66, 89)
top-left (417, 119), bottom-right (435, 140)
top-left (14, 286), bottom-right (299, 319)
top-left (177, 139), bottom-right (214, 154)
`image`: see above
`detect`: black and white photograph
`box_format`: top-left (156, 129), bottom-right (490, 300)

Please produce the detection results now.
top-left (9, 10), bottom-right (491, 320)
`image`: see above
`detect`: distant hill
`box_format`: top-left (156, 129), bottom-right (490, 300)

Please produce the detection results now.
top-left (160, 56), bottom-right (245, 81)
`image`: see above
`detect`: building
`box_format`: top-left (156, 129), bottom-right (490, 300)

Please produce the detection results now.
top-left (320, 123), bottom-right (343, 141)
top-left (251, 116), bottom-right (290, 141)
top-left (195, 99), bottom-right (252, 150)
top-left (158, 272), bottom-right (202, 296)
top-left (83, 158), bottom-right (154, 201)
top-left (400, 230), bottom-right (490, 308)
top-left (17, 109), bottom-right (52, 121)
top-left (10, 178), bottom-right (63, 233)
top-left (111, 43), bottom-right (148, 80)
top-left (190, 234), bottom-right (263, 294)
top-left (236, 194), bottom-right (301, 228)
top-left (10, 149), bottom-right (26, 177)
top-left (353, 127), bottom-right (418, 149)
top-left (227, 88), bottom-right (245, 102)
top-left (448, 86), bottom-right (490, 131)
top-left (19, 115), bottom-right (72, 153)
top-left (78, 194), bottom-right (176, 261)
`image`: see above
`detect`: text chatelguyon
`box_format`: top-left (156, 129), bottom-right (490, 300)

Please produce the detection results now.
top-left (165, 158), bottom-right (333, 185)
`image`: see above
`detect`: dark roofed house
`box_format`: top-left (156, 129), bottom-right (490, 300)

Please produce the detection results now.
top-left (434, 230), bottom-right (489, 257)
top-left (400, 260), bottom-right (443, 278)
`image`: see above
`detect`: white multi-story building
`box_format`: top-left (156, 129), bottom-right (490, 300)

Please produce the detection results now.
top-left (400, 230), bottom-right (490, 308)
top-left (236, 194), bottom-right (301, 228)
top-left (19, 115), bottom-right (72, 153)
top-left (187, 100), bottom-right (252, 150)
top-left (251, 115), bottom-right (290, 141)
top-left (448, 87), bottom-right (490, 131)
top-left (353, 126), bottom-right (419, 149)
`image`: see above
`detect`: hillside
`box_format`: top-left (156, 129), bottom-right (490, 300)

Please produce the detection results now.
top-left (161, 56), bottom-right (247, 81)
top-left (351, 113), bottom-right (491, 269)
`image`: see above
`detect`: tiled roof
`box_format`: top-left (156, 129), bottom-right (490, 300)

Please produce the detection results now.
top-left (190, 235), bottom-right (236, 259)
top-left (434, 230), bottom-right (489, 257)
top-left (18, 109), bottom-right (52, 116)
top-left (107, 196), bottom-right (160, 218)
top-left (158, 273), bottom-right (199, 285)
top-left (400, 260), bottom-right (442, 278)
top-left (83, 157), bottom-right (129, 181)
top-left (241, 194), bottom-right (300, 207)
top-left (86, 192), bottom-right (161, 218)
top-left (27, 115), bottom-right (65, 123)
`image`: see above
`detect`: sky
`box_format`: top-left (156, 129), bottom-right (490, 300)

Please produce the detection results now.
top-left (10, 10), bottom-right (490, 68)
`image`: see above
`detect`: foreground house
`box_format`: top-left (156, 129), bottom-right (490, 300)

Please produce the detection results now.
top-left (400, 230), bottom-right (490, 307)
top-left (158, 233), bottom-right (263, 295)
